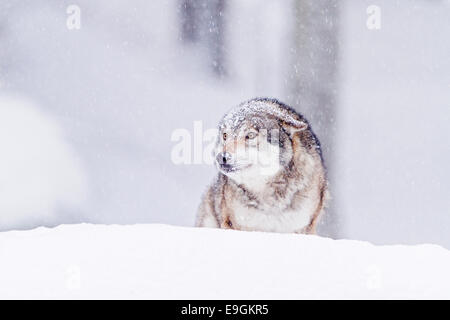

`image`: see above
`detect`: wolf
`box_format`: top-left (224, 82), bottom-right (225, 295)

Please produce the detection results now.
top-left (196, 98), bottom-right (329, 234)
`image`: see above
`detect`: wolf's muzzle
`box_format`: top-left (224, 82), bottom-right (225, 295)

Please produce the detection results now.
top-left (216, 152), bottom-right (235, 172)
top-left (216, 152), bottom-right (232, 165)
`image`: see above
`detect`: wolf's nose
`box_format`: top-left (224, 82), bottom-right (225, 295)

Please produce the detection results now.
top-left (216, 152), bottom-right (232, 165)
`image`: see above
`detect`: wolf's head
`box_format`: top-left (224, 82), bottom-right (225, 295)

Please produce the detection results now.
top-left (214, 98), bottom-right (313, 188)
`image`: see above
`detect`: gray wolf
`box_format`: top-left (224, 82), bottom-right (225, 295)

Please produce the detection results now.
top-left (196, 98), bottom-right (329, 234)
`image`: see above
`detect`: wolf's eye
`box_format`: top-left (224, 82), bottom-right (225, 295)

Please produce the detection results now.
top-left (246, 132), bottom-right (257, 140)
top-left (222, 133), bottom-right (227, 141)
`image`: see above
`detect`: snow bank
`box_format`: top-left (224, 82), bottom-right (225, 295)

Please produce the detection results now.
top-left (0, 224), bottom-right (449, 299)
top-left (0, 96), bottom-right (87, 230)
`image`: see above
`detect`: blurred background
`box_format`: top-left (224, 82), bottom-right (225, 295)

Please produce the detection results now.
top-left (0, 0), bottom-right (449, 247)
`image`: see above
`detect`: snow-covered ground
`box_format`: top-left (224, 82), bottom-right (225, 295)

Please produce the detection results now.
top-left (0, 224), bottom-right (449, 299)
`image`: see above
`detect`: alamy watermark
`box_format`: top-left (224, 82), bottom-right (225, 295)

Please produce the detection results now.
top-left (66, 5), bottom-right (81, 30)
top-left (366, 5), bottom-right (381, 30)
top-left (171, 121), bottom-right (283, 176)
top-left (65, 265), bottom-right (81, 291)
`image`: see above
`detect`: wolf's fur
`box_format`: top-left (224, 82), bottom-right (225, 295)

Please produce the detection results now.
top-left (196, 98), bottom-right (329, 234)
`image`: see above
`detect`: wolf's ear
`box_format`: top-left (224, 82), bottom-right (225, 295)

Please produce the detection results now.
top-left (282, 119), bottom-right (308, 135)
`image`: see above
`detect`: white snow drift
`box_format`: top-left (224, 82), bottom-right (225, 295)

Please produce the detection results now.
top-left (0, 96), bottom-right (87, 230)
top-left (0, 224), bottom-right (449, 299)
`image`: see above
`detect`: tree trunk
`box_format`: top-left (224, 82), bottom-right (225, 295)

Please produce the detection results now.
top-left (287, 0), bottom-right (340, 238)
top-left (179, 0), bottom-right (226, 77)
top-left (206, 0), bottom-right (226, 77)
top-left (179, 0), bottom-right (200, 43)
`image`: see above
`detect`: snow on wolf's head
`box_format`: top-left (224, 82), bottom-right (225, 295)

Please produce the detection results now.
top-left (214, 98), bottom-right (309, 188)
